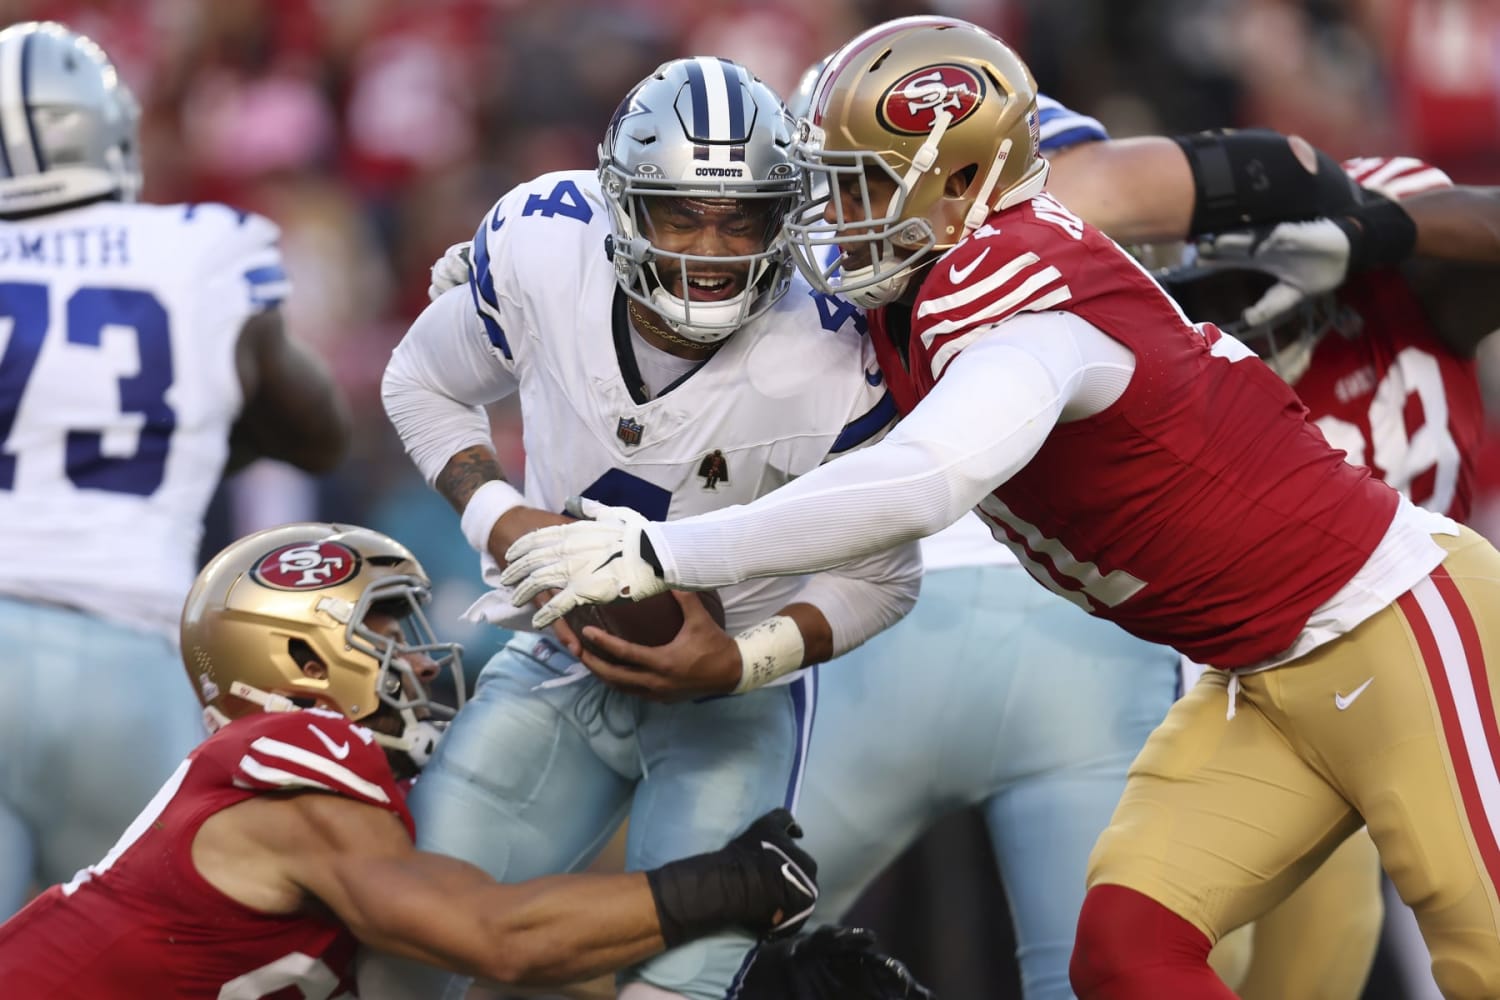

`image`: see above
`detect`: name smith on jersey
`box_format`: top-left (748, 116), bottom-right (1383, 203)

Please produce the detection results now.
top-left (0, 225), bottom-right (130, 268)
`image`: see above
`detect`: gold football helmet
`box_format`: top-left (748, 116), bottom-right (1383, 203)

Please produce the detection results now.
top-left (181, 523), bottom-right (464, 769)
top-left (788, 16), bottom-right (1049, 307)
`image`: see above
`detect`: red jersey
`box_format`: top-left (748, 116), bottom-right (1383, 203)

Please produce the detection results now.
top-left (0, 710), bottom-right (412, 999)
top-left (869, 193), bottom-right (1400, 667)
top-left (1292, 157), bottom-right (1482, 521)
top-left (1293, 273), bottom-right (1483, 521)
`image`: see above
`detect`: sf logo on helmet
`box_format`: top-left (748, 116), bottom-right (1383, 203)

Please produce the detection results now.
top-left (878, 64), bottom-right (987, 135)
top-left (253, 542), bottom-right (361, 591)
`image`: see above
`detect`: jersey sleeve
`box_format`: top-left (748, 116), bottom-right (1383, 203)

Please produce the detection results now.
top-left (1341, 156), bottom-right (1454, 201)
top-left (913, 197), bottom-right (1081, 383)
top-left (184, 203), bottom-right (290, 316)
top-left (1036, 93), bottom-right (1109, 155)
top-left (228, 712), bottom-right (404, 816)
top-left (466, 171), bottom-right (608, 369)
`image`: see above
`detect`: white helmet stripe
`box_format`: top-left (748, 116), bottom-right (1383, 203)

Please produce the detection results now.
top-left (0, 32), bottom-right (40, 176)
top-left (695, 55), bottom-right (733, 162)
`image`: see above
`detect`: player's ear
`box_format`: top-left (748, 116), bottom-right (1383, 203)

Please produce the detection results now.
top-left (944, 165), bottom-right (975, 198)
top-left (301, 659), bottom-right (328, 681)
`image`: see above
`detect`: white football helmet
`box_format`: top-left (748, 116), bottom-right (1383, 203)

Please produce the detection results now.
top-left (0, 21), bottom-right (141, 216)
top-left (598, 57), bottom-right (800, 344)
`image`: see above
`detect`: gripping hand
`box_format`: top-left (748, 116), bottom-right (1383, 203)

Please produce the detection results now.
top-left (738, 925), bottom-right (937, 1000)
top-left (427, 240), bottom-right (474, 302)
top-left (1193, 218), bottom-right (1351, 328)
top-left (499, 497), bottom-right (668, 629)
top-left (1195, 189), bottom-right (1415, 328)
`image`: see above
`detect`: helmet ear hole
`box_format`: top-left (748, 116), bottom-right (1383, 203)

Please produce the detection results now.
top-left (288, 639), bottom-right (327, 681)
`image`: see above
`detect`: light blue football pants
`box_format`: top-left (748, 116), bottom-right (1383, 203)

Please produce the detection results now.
top-left (0, 597), bottom-right (207, 916)
top-left (796, 566), bottom-right (1179, 1000)
top-left (357, 631), bottom-right (815, 1000)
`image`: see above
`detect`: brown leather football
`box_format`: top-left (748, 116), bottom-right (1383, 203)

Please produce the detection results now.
top-left (565, 589), bottom-right (726, 654)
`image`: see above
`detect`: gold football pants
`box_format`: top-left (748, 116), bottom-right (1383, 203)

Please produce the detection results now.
top-left (1091, 528), bottom-right (1500, 999)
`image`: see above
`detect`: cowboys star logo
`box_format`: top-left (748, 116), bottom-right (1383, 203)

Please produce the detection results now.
top-left (698, 450), bottom-right (729, 490)
top-left (877, 64), bottom-right (987, 136)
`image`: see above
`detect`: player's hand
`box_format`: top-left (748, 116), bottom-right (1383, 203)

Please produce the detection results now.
top-left (428, 240), bottom-right (474, 301)
top-left (732, 808), bottom-right (819, 939)
top-left (500, 498), bottom-right (669, 629)
top-left (1193, 217), bottom-right (1352, 328)
top-left (647, 808), bottom-right (818, 948)
top-left (738, 925), bottom-right (937, 1000)
top-left (576, 590), bottom-right (740, 702)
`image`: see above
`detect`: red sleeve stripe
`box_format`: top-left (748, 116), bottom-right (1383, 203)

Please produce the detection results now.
top-left (238, 736), bottom-right (392, 804)
top-left (917, 250), bottom-right (1038, 319)
top-left (921, 267), bottom-right (1071, 343)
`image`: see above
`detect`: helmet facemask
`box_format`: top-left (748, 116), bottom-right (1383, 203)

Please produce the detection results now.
top-left (603, 176), bottom-right (799, 343)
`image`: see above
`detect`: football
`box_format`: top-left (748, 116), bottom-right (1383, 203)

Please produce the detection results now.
top-left (565, 589), bottom-right (726, 655)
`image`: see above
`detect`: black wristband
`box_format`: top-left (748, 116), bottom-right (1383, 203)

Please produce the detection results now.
top-left (1336, 191), bottom-right (1417, 272)
top-left (1176, 129), bottom-right (1362, 236)
top-left (646, 851), bottom-right (742, 949)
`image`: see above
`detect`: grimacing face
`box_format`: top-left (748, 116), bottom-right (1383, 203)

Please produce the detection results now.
top-left (824, 166), bottom-right (903, 271)
top-left (640, 196), bottom-right (784, 303)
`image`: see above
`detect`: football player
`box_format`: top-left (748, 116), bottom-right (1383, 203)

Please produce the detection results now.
top-left (1161, 154), bottom-right (1499, 998)
top-left (361, 57), bottom-right (921, 1000)
top-left (0, 522), bottom-right (818, 997)
top-left (0, 22), bottom-right (350, 917)
top-left (501, 17), bottom-right (1500, 1000)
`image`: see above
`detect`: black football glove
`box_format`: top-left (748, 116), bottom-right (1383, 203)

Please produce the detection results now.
top-left (736, 925), bottom-right (937, 1000)
top-left (647, 808), bottom-right (818, 948)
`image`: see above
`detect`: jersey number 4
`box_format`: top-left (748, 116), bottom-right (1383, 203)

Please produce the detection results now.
top-left (0, 281), bottom-right (174, 495)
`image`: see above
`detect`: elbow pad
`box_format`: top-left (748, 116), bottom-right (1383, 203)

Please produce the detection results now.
top-left (1176, 128), bottom-right (1362, 236)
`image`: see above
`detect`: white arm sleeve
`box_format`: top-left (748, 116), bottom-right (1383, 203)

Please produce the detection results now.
top-left (649, 311), bottom-right (1133, 587)
top-left (781, 541), bottom-right (923, 657)
top-left (381, 285), bottom-right (521, 486)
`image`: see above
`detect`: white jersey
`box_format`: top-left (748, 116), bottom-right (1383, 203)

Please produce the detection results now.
top-left (0, 201), bottom-right (288, 638)
top-left (455, 170), bottom-right (906, 632)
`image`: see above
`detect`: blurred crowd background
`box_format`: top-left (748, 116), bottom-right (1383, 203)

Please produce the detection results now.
top-left (5, 0), bottom-right (1497, 997)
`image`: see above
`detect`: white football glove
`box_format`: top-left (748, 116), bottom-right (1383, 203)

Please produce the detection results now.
top-left (499, 498), bottom-right (669, 629)
top-left (428, 240), bottom-right (475, 302)
top-left (1193, 218), bottom-right (1351, 328)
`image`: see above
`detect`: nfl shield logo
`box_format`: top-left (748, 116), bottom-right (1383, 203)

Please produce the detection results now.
top-left (616, 416), bottom-right (644, 446)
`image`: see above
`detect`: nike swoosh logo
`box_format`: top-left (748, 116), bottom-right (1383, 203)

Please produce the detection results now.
top-left (307, 723), bottom-right (351, 759)
top-left (864, 368), bottom-right (883, 387)
top-left (949, 247), bottom-right (990, 285)
top-left (1335, 677), bottom-right (1374, 711)
top-left (489, 203), bottom-right (506, 231)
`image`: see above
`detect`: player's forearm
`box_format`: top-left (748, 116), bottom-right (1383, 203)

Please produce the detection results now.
top-left (1407, 187), bottom-right (1500, 263)
top-left (339, 854), bottom-right (665, 987)
top-left (783, 544), bottom-right (922, 658)
top-left (1046, 136), bottom-right (1194, 244)
top-left (650, 340), bottom-right (1063, 589)
top-left (1048, 130), bottom-right (1363, 247)
top-left (464, 872), bottom-right (666, 987)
